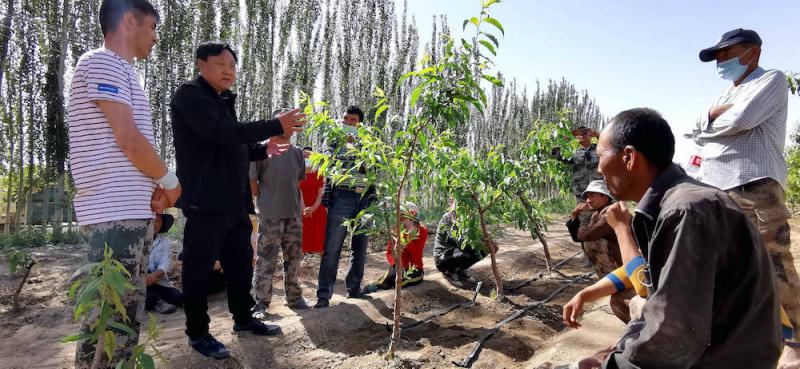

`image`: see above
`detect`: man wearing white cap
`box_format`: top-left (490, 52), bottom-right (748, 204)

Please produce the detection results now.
top-left (565, 180), bottom-right (633, 323)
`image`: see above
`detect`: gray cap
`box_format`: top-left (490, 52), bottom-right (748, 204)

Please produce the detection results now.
top-left (582, 180), bottom-right (614, 200)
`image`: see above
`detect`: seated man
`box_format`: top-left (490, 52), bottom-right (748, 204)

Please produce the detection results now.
top-left (433, 200), bottom-right (497, 288)
top-left (570, 108), bottom-right (781, 369)
top-left (364, 202), bottom-right (428, 293)
top-left (565, 180), bottom-right (634, 323)
top-left (146, 214), bottom-right (183, 314)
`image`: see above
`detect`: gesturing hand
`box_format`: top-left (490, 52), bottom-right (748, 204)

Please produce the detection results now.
top-left (266, 139), bottom-right (290, 158)
top-left (277, 108), bottom-right (307, 134)
top-left (151, 187), bottom-right (169, 213)
top-left (606, 201), bottom-right (632, 232)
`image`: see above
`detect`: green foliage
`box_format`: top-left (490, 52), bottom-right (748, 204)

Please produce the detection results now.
top-left (786, 147), bottom-right (800, 211)
top-left (788, 71), bottom-right (799, 96)
top-left (4, 246), bottom-right (34, 274)
top-left (63, 245), bottom-right (164, 368)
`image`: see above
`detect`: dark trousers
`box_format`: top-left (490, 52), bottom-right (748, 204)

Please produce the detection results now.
top-left (182, 211), bottom-right (255, 340)
top-left (434, 246), bottom-right (483, 274)
top-left (375, 265), bottom-right (424, 290)
top-left (146, 284), bottom-right (183, 310)
top-left (317, 189), bottom-right (370, 301)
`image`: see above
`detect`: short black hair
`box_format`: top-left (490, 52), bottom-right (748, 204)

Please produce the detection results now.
top-left (98, 0), bottom-right (159, 36)
top-left (608, 108), bottom-right (675, 169)
top-left (302, 146), bottom-right (313, 151)
top-left (345, 105), bottom-right (364, 122)
top-left (196, 41), bottom-right (238, 63)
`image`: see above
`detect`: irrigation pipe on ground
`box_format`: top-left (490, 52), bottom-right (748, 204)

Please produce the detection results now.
top-left (505, 250), bottom-right (584, 292)
top-left (453, 271), bottom-right (595, 368)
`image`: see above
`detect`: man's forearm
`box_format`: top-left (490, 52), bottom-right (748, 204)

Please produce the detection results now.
top-left (708, 104), bottom-right (733, 124)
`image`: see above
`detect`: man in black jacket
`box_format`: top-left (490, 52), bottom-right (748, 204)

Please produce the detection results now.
top-left (170, 41), bottom-right (304, 360)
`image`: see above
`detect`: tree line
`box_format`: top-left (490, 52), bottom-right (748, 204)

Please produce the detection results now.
top-left (0, 0), bottom-right (605, 236)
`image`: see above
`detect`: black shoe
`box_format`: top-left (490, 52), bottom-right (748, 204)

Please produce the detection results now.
top-left (154, 300), bottom-right (177, 314)
top-left (232, 320), bottom-right (282, 336)
top-left (442, 271), bottom-right (467, 288)
top-left (346, 290), bottom-right (373, 300)
top-left (313, 299), bottom-right (330, 309)
top-left (287, 299), bottom-right (310, 310)
top-left (188, 334), bottom-right (230, 359)
top-left (362, 284), bottom-right (379, 294)
top-left (457, 270), bottom-right (478, 284)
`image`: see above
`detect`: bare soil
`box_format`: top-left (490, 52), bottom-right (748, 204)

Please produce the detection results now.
top-left (2, 218), bottom-right (796, 369)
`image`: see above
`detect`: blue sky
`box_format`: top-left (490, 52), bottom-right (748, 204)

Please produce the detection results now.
top-left (405, 0), bottom-right (800, 159)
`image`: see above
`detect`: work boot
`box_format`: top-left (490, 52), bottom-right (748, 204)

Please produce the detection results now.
top-left (232, 320), bottom-right (282, 336)
top-left (313, 299), bottom-right (330, 309)
top-left (189, 334), bottom-right (230, 359)
top-left (287, 299), bottom-right (310, 310)
top-left (346, 290), bottom-right (373, 300)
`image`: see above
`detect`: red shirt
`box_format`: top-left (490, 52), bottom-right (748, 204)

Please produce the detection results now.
top-left (386, 225), bottom-right (428, 271)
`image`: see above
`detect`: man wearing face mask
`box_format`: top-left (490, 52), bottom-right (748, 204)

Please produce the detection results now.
top-left (314, 105), bottom-right (375, 308)
top-left (696, 28), bottom-right (800, 367)
top-left (170, 42), bottom-right (305, 359)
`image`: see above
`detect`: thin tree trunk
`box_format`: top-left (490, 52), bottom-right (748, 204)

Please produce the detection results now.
top-left (12, 261), bottom-right (34, 307)
top-left (477, 207), bottom-right (503, 298)
top-left (0, 0), bottom-right (14, 94)
top-left (52, 0), bottom-right (73, 237)
top-left (15, 74), bottom-right (24, 232)
top-left (386, 123), bottom-right (424, 359)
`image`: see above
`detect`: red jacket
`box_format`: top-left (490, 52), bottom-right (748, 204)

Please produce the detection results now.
top-left (386, 226), bottom-right (428, 271)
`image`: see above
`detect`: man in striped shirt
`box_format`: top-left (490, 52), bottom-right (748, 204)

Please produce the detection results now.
top-left (696, 28), bottom-right (800, 367)
top-left (67, 0), bottom-right (181, 368)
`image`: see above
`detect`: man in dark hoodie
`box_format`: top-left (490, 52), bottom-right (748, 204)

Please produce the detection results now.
top-left (170, 41), bottom-right (305, 360)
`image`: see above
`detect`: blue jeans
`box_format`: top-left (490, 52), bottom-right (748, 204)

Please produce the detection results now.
top-left (317, 189), bottom-right (371, 301)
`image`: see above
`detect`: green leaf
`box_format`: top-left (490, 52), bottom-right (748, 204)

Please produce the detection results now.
top-left (104, 330), bottom-right (116, 361)
top-left (483, 17), bottom-right (505, 35)
top-left (478, 40), bottom-right (496, 56)
top-left (462, 19), bottom-right (469, 30)
top-left (108, 321), bottom-right (137, 336)
top-left (410, 85), bottom-right (423, 107)
top-left (481, 32), bottom-right (499, 47)
top-left (461, 38), bottom-right (472, 52)
top-left (482, 74), bottom-right (504, 87)
top-left (139, 354), bottom-right (156, 369)
top-left (60, 333), bottom-right (91, 343)
top-left (374, 104), bottom-right (389, 120)
top-left (483, 0), bottom-right (498, 7)
top-left (470, 17), bottom-right (480, 28)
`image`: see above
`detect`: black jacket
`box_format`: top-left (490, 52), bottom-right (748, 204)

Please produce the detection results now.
top-left (170, 76), bottom-right (284, 215)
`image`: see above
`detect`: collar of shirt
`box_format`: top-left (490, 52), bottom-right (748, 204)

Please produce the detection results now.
top-left (631, 165), bottom-right (690, 257)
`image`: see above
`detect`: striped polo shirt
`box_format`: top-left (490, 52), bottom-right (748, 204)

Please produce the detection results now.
top-left (67, 48), bottom-right (156, 225)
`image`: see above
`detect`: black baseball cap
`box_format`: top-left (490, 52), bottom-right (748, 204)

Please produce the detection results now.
top-left (699, 28), bottom-right (762, 62)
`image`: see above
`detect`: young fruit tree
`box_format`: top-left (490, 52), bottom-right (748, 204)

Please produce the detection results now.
top-left (305, 0), bottom-right (508, 359)
top-left (62, 246), bottom-right (164, 369)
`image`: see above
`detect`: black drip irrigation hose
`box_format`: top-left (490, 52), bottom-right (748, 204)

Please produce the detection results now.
top-left (453, 271), bottom-right (596, 368)
top-left (505, 250), bottom-right (584, 292)
top-left (386, 282), bottom-right (483, 332)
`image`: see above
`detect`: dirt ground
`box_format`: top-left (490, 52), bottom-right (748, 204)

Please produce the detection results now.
top-left (2, 218), bottom-right (799, 369)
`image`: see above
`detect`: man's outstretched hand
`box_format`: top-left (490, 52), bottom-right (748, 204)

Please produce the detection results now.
top-left (277, 108), bottom-right (307, 135)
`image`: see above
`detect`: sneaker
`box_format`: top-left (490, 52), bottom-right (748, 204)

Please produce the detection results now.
top-left (287, 299), bottom-right (310, 310)
top-left (154, 300), bottom-right (177, 314)
top-left (232, 320), bottom-right (282, 336)
top-left (346, 290), bottom-right (373, 300)
top-left (362, 284), bottom-right (379, 294)
top-left (313, 299), bottom-right (330, 309)
top-left (251, 301), bottom-right (270, 319)
top-left (188, 334), bottom-right (230, 359)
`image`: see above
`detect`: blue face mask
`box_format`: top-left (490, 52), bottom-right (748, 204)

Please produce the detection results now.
top-left (342, 123), bottom-right (359, 136)
top-left (716, 48), bottom-right (752, 81)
